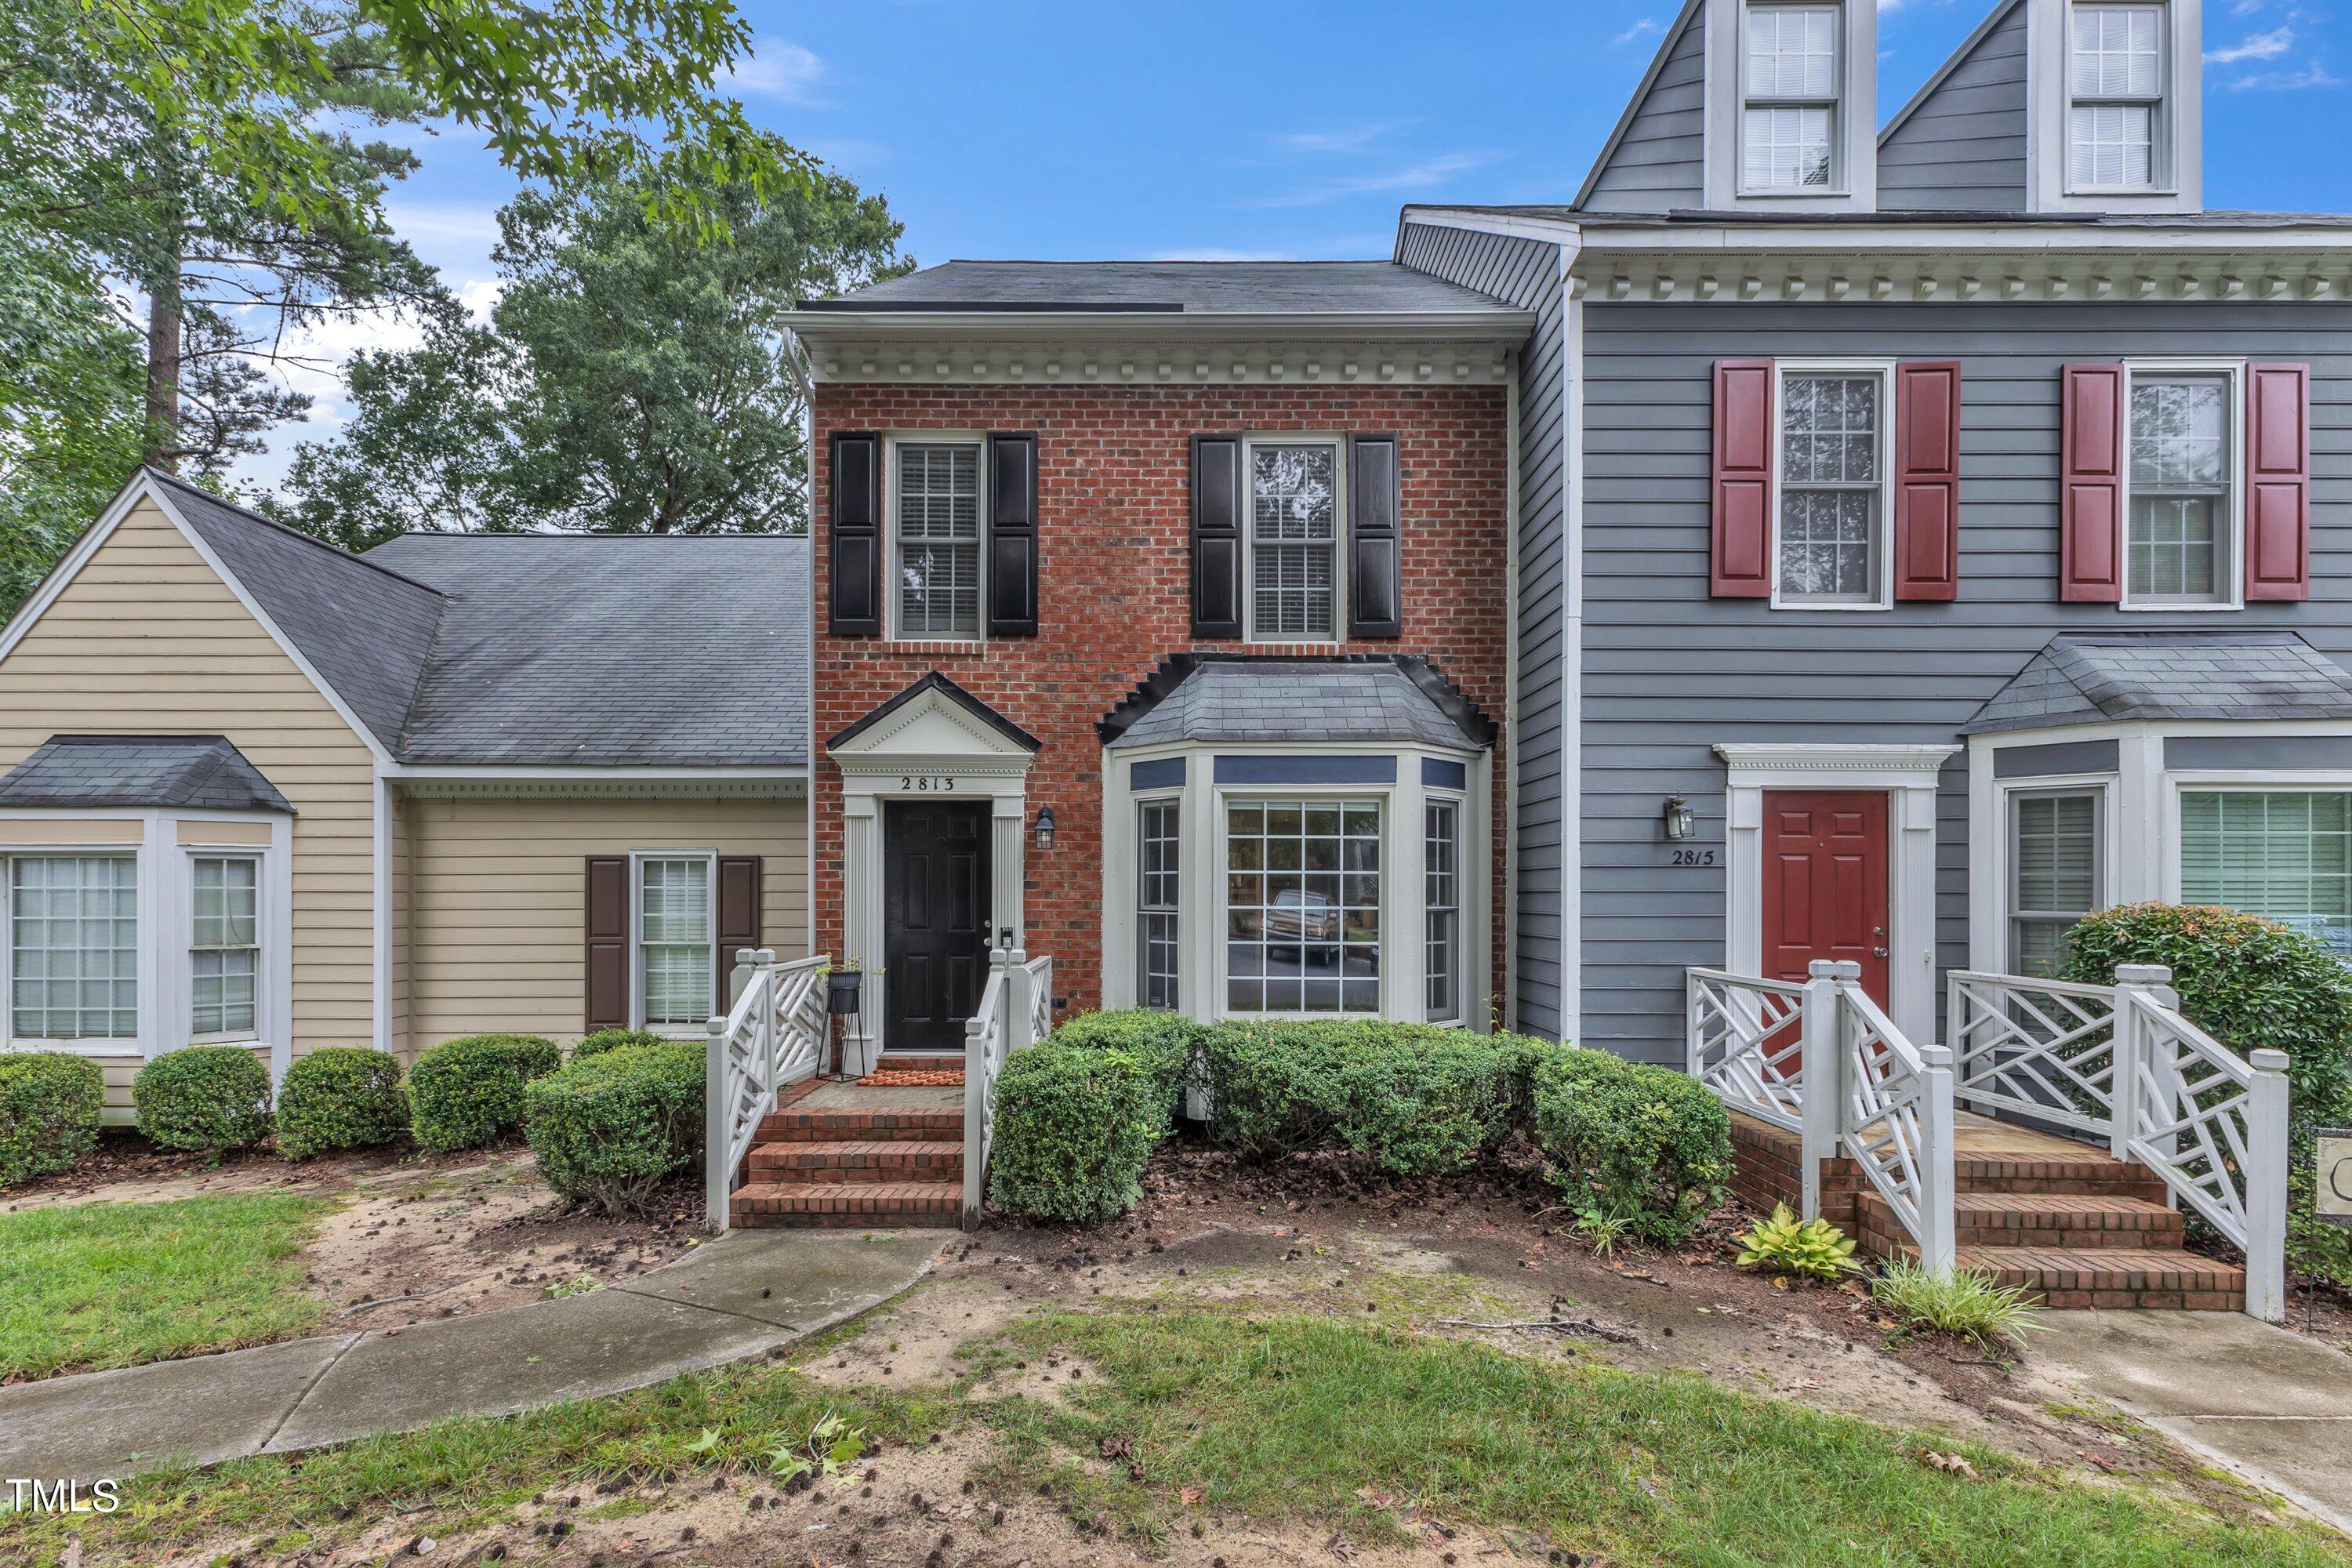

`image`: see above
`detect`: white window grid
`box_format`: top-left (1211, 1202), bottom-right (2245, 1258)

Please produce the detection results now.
top-left (2121, 361), bottom-right (2244, 612)
top-left (2008, 789), bottom-right (2103, 976)
top-left (2180, 789), bottom-right (2352, 955)
top-left (634, 853), bottom-right (716, 1029)
top-left (1137, 798), bottom-right (1181, 1011)
top-left (2067, 3), bottom-right (2163, 191)
top-left (190, 855), bottom-right (259, 1040)
top-left (891, 439), bottom-right (985, 641)
top-left (1742, 4), bottom-right (1840, 191)
top-left (1222, 798), bottom-right (1382, 1015)
top-left (1424, 796), bottom-right (1461, 1022)
top-left (1771, 362), bottom-right (1894, 610)
top-left (1243, 437), bottom-right (1345, 644)
top-left (8, 855), bottom-right (137, 1042)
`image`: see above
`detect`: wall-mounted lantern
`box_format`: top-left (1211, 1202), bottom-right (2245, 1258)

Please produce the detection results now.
top-left (1663, 795), bottom-right (1695, 841)
top-left (1034, 805), bottom-right (1056, 851)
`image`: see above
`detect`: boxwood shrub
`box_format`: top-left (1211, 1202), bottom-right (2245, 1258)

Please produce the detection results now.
top-left (524, 1041), bottom-right (704, 1214)
top-left (1527, 1046), bottom-right (1731, 1244)
top-left (133, 1045), bottom-right (273, 1153)
top-left (0, 1052), bottom-right (104, 1185)
top-left (1195, 1019), bottom-right (1371, 1160)
top-left (571, 1028), bottom-right (670, 1062)
top-left (1334, 1026), bottom-right (1524, 1177)
top-left (408, 1033), bottom-right (561, 1152)
top-left (2065, 902), bottom-right (2352, 1289)
top-left (275, 1047), bottom-right (409, 1160)
top-left (1043, 1009), bottom-right (1199, 1128)
top-left (988, 1038), bottom-right (1169, 1221)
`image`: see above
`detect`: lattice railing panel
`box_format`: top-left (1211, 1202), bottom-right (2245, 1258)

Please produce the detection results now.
top-left (1686, 967), bottom-right (1806, 1132)
top-left (1838, 986), bottom-right (1940, 1255)
top-left (1947, 971), bottom-right (2117, 1137)
top-left (2124, 996), bottom-right (2259, 1251)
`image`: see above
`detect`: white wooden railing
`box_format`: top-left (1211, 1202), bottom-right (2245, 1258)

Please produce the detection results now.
top-left (1948, 971), bottom-right (2118, 1136)
top-left (1832, 968), bottom-right (1957, 1273)
top-left (705, 949), bottom-right (829, 1234)
top-left (964, 945), bottom-right (1053, 1225)
top-left (1686, 968), bottom-right (1807, 1133)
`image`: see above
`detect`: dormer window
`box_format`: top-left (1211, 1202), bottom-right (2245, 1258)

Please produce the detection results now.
top-left (2068, 3), bottom-right (2165, 191)
top-left (1742, 4), bottom-right (1841, 192)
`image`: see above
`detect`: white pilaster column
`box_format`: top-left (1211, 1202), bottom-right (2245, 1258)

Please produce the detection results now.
top-left (843, 798), bottom-right (880, 1064)
top-left (991, 795), bottom-right (1025, 948)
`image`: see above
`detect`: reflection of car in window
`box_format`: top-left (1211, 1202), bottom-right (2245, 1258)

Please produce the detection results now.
top-left (1265, 888), bottom-right (1340, 956)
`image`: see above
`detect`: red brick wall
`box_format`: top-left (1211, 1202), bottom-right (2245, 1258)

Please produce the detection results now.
top-left (812, 381), bottom-right (1511, 1022)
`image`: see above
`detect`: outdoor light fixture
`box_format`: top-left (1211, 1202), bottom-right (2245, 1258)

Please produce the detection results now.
top-left (1034, 805), bottom-right (1056, 851)
top-left (1663, 796), bottom-right (1695, 841)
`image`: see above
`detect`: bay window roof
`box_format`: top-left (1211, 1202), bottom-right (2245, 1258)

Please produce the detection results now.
top-left (1101, 655), bottom-right (1495, 750)
top-left (1962, 632), bottom-right (2352, 735)
top-left (0, 735), bottom-right (294, 813)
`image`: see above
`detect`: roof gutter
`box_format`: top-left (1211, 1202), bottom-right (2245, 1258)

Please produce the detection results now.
top-left (778, 309), bottom-right (1537, 343)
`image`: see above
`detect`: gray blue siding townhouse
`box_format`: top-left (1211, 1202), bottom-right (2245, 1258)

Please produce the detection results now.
top-left (1395, 0), bottom-right (2352, 1070)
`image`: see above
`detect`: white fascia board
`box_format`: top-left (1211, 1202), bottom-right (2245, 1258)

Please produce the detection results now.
top-left (779, 310), bottom-right (1537, 343)
top-left (1577, 223), bottom-right (2352, 254)
top-left (1395, 207), bottom-right (1587, 249)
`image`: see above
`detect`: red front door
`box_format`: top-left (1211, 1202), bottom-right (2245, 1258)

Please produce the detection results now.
top-left (1761, 790), bottom-right (1890, 1007)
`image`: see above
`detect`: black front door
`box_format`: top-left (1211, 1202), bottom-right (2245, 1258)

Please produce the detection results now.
top-left (882, 800), bottom-right (992, 1053)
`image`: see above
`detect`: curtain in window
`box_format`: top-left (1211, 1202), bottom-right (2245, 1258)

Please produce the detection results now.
top-left (10, 856), bottom-right (137, 1040)
top-left (639, 858), bottom-right (713, 1025)
top-left (191, 857), bottom-right (259, 1036)
top-left (2181, 792), bottom-right (2352, 954)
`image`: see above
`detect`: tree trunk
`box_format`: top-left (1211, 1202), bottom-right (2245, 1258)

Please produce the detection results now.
top-left (143, 263), bottom-right (183, 472)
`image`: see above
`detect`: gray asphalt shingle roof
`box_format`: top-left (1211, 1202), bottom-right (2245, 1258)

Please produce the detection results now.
top-left (362, 532), bottom-right (809, 767)
top-left (1962, 633), bottom-right (2352, 735)
top-left (816, 260), bottom-right (1518, 315)
top-left (1105, 658), bottom-right (1492, 750)
top-left (0, 735), bottom-right (295, 813)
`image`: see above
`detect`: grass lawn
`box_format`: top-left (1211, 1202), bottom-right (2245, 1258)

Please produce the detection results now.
top-left (0, 1194), bottom-right (330, 1381)
top-left (4, 1304), bottom-right (2344, 1568)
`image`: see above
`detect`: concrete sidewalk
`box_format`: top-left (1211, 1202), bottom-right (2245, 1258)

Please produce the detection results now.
top-left (2034, 1311), bottom-right (2352, 1535)
top-left (0, 1229), bottom-right (942, 1484)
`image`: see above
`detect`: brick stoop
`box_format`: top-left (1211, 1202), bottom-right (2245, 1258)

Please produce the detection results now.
top-left (731, 1077), bottom-right (966, 1229)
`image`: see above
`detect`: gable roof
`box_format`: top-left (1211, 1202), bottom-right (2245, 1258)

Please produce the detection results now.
top-left (1879, 0), bottom-right (2026, 147)
top-left (363, 533), bottom-right (811, 768)
top-left (1100, 655), bottom-right (1496, 750)
top-left (1962, 633), bottom-right (2352, 735)
top-left (0, 735), bottom-right (295, 813)
top-left (827, 672), bottom-right (1041, 755)
top-left (807, 260), bottom-right (1519, 317)
top-left (150, 470), bottom-right (444, 755)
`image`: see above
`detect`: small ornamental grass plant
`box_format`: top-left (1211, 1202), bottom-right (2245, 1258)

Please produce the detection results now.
top-left (1736, 1204), bottom-right (1860, 1281)
top-left (1870, 1259), bottom-right (2045, 1349)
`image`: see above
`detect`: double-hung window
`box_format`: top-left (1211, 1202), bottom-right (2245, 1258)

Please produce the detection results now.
top-left (1743, 4), bottom-right (1840, 192)
top-left (2181, 792), bottom-right (2352, 956)
top-left (1225, 800), bottom-right (1381, 1014)
top-left (636, 855), bottom-right (714, 1029)
top-left (1777, 366), bottom-right (1889, 607)
top-left (1424, 797), bottom-right (1461, 1023)
top-left (1137, 800), bottom-right (1181, 1011)
top-left (190, 856), bottom-right (259, 1038)
top-left (9, 856), bottom-right (137, 1042)
top-left (2125, 370), bottom-right (2234, 607)
top-left (2009, 792), bottom-right (2102, 976)
top-left (894, 441), bottom-right (983, 641)
top-left (1247, 440), bottom-right (1341, 641)
top-left (2068, 4), bottom-right (2164, 191)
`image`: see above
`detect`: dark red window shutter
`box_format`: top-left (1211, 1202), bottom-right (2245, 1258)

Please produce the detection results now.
top-left (1711, 360), bottom-right (1774, 597)
top-left (2060, 365), bottom-right (2126, 602)
top-left (1348, 434), bottom-right (1403, 638)
top-left (985, 433), bottom-right (1040, 636)
top-left (584, 856), bottom-right (629, 1032)
top-left (1894, 361), bottom-right (1963, 601)
top-left (716, 857), bottom-right (762, 1009)
top-left (828, 431), bottom-right (882, 635)
top-left (1191, 435), bottom-right (1243, 637)
top-left (2245, 363), bottom-right (2312, 602)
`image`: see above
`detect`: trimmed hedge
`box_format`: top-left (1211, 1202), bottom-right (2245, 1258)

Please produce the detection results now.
top-left (1044, 1010), bottom-right (1198, 1125)
top-left (133, 1045), bottom-right (273, 1153)
top-left (571, 1028), bottom-right (670, 1062)
top-left (2065, 902), bottom-right (2352, 1290)
top-left (1527, 1047), bottom-right (1731, 1245)
top-left (1195, 1019), bottom-right (1367, 1160)
top-left (524, 1041), bottom-right (704, 1214)
top-left (275, 1047), bottom-right (409, 1160)
top-left (0, 1052), bottom-right (104, 1185)
top-left (408, 1034), bottom-right (561, 1152)
top-left (1334, 1027), bottom-right (1523, 1177)
top-left (987, 1040), bottom-right (1167, 1221)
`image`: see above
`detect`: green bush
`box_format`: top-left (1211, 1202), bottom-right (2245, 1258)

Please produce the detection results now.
top-left (988, 1039), bottom-right (1167, 1221)
top-left (1333, 1027), bottom-right (1521, 1177)
top-left (524, 1041), bottom-right (704, 1214)
top-left (1044, 1010), bottom-right (1199, 1128)
top-left (274, 1047), bottom-right (409, 1160)
top-left (2064, 902), bottom-right (2352, 1290)
top-left (1527, 1047), bottom-right (1730, 1245)
top-left (1196, 1019), bottom-right (1372, 1159)
top-left (408, 1034), bottom-right (561, 1152)
top-left (132, 1046), bottom-right (273, 1153)
top-left (571, 1028), bottom-right (670, 1062)
top-left (0, 1053), bottom-right (103, 1185)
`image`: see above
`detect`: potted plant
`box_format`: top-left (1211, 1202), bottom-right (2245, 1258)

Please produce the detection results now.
top-left (826, 958), bottom-right (866, 1015)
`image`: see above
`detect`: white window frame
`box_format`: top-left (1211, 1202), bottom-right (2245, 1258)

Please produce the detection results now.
top-left (1134, 793), bottom-right (1183, 1013)
top-left (1218, 791), bottom-right (1388, 1019)
top-left (1738, 1), bottom-right (1845, 196)
top-left (2024, 0), bottom-right (2199, 214)
top-left (1700, 0), bottom-right (1876, 212)
top-left (883, 432), bottom-right (989, 644)
top-left (187, 851), bottom-right (263, 1044)
top-left (1769, 360), bottom-right (1896, 612)
top-left (2063, 0), bottom-right (2169, 196)
top-left (628, 849), bottom-right (718, 1036)
top-left (1240, 433), bottom-right (1348, 647)
top-left (2118, 359), bottom-right (2245, 613)
top-left (2001, 782), bottom-right (2112, 975)
top-left (1423, 789), bottom-right (1466, 1025)
top-left (3, 852), bottom-right (142, 1051)
top-left (2164, 775), bottom-right (2352, 952)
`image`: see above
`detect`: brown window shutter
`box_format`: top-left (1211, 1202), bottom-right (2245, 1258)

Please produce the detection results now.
top-left (1348, 434), bottom-right (1403, 638)
top-left (2060, 365), bottom-right (2126, 602)
top-left (1894, 361), bottom-right (1963, 601)
top-left (1711, 361), bottom-right (1774, 597)
top-left (584, 856), bottom-right (629, 1032)
top-left (985, 433), bottom-right (1040, 636)
top-left (829, 431), bottom-right (883, 635)
top-left (1190, 435), bottom-right (1243, 637)
top-left (2245, 363), bottom-right (2312, 602)
top-left (716, 857), bottom-right (763, 1009)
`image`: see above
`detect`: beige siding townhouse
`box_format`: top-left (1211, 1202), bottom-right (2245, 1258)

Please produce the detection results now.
top-left (0, 470), bottom-right (811, 1120)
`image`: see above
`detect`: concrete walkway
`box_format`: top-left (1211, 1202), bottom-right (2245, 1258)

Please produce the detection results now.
top-left (2034, 1311), bottom-right (2352, 1534)
top-left (0, 1229), bottom-right (942, 1484)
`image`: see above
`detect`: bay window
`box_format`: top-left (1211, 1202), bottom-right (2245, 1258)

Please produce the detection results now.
top-left (2181, 791), bottom-right (2352, 956)
top-left (9, 856), bottom-right (137, 1041)
top-left (1424, 797), bottom-right (1461, 1022)
top-left (636, 855), bottom-right (715, 1028)
top-left (190, 856), bottom-right (259, 1038)
top-left (1225, 800), bottom-right (1381, 1014)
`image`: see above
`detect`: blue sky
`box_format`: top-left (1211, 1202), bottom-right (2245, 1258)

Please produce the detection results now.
top-left (244, 0), bottom-right (2352, 488)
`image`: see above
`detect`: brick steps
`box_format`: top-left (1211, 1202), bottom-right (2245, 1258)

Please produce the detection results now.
top-left (1900, 1245), bottom-right (2246, 1312)
top-left (734, 1076), bottom-right (967, 1229)
top-left (746, 1139), bottom-right (964, 1181)
top-left (754, 1107), bottom-right (964, 1143)
top-left (1955, 1155), bottom-right (2171, 1202)
top-left (1858, 1190), bottom-right (2186, 1250)
top-left (731, 1180), bottom-right (962, 1225)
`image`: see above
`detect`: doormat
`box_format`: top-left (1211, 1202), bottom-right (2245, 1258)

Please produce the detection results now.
top-left (856, 1069), bottom-right (965, 1087)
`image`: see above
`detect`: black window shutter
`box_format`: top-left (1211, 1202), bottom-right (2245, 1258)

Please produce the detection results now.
top-left (1348, 434), bottom-right (1402, 639)
top-left (715, 857), bottom-right (762, 1009)
top-left (829, 431), bottom-right (882, 636)
top-left (985, 432), bottom-right (1039, 637)
top-left (1191, 435), bottom-right (1243, 638)
top-left (584, 857), bottom-right (629, 1032)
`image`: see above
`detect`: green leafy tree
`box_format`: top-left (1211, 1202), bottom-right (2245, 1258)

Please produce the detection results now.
top-left (275, 154), bottom-right (909, 546)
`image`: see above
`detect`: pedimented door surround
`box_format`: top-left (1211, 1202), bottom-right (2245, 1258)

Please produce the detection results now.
top-left (828, 673), bottom-right (1041, 1070)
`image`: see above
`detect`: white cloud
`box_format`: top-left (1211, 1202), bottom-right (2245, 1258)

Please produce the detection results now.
top-left (723, 39), bottom-right (826, 104)
top-left (1269, 124), bottom-right (1402, 154)
top-left (2208, 25), bottom-right (2296, 64)
top-left (1613, 18), bottom-right (1664, 45)
top-left (1247, 153), bottom-right (1491, 209)
top-left (2227, 60), bottom-right (2341, 89)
